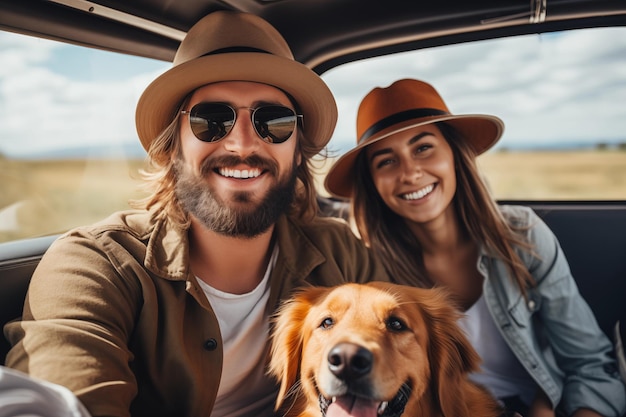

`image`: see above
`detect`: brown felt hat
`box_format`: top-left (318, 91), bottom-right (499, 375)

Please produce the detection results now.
top-left (135, 11), bottom-right (337, 153)
top-left (325, 79), bottom-right (504, 198)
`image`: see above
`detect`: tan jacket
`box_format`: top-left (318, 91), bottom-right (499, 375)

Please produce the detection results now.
top-left (5, 210), bottom-right (389, 417)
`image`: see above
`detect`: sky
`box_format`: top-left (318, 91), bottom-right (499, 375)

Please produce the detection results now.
top-left (1, 26), bottom-right (625, 158)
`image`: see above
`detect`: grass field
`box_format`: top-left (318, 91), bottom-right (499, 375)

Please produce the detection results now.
top-left (1, 158), bottom-right (147, 242)
top-left (2, 149), bottom-right (625, 242)
top-left (477, 150), bottom-right (626, 200)
top-left (314, 149), bottom-right (626, 200)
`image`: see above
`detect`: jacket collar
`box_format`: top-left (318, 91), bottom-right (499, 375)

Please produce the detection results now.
top-left (143, 212), bottom-right (325, 284)
top-left (268, 215), bottom-right (325, 313)
top-left (272, 215), bottom-right (325, 281)
top-left (143, 212), bottom-right (190, 281)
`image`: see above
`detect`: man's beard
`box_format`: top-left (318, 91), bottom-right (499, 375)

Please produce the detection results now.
top-left (174, 154), bottom-right (297, 238)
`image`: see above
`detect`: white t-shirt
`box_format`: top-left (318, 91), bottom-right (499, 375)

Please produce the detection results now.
top-left (457, 295), bottom-right (537, 406)
top-left (197, 245), bottom-right (278, 417)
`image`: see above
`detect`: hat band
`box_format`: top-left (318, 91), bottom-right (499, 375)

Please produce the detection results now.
top-left (202, 46), bottom-right (271, 57)
top-left (359, 108), bottom-right (448, 144)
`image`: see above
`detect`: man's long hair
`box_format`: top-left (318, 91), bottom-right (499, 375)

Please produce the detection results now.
top-left (132, 96), bottom-right (320, 226)
top-left (352, 122), bottom-right (536, 296)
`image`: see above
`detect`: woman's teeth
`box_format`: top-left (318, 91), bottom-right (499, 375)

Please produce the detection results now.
top-left (402, 184), bottom-right (434, 200)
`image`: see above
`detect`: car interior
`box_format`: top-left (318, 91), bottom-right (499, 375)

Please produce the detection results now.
top-left (1, 0), bottom-right (625, 385)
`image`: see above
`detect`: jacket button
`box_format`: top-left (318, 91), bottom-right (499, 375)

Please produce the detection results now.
top-left (527, 300), bottom-right (536, 310)
top-left (204, 338), bottom-right (218, 351)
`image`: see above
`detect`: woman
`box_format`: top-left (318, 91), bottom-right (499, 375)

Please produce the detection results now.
top-left (324, 79), bottom-right (626, 417)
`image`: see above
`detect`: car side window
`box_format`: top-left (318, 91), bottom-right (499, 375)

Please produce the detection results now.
top-left (321, 27), bottom-right (626, 202)
top-left (0, 31), bottom-right (168, 244)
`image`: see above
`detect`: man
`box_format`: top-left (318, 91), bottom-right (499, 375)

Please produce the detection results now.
top-left (4, 11), bottom-right (388, 417)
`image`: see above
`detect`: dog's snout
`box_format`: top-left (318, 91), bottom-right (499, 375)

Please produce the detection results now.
top-left (328, 343), bottom-right (373, 380)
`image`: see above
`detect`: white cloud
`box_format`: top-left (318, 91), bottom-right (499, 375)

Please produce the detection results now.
top-left (322, 27), bottom-right (626, 152)
top-left (0, 32), bottom-right (167, 157)
top-left (0, 27), bottom-right (625, 158)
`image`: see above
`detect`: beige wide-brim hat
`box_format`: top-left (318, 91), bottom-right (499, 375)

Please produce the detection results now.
top-left (135, 11), bottom-right (337, 153)
top-left (325, 78), bottom-right (504, 198)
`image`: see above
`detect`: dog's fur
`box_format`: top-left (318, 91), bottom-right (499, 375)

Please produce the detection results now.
top-left (269, 281), bottom-right (503, 417)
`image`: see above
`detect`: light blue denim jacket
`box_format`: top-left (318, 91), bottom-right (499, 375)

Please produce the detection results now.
top-left (478, 205), bottom-right (626, 417)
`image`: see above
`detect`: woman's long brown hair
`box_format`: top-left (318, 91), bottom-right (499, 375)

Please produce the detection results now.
top-left (352, 122), bottom-right (536, 297)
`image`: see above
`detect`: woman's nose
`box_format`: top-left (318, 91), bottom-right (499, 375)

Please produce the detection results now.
top-left (400, 160), bottom-right (423, 183)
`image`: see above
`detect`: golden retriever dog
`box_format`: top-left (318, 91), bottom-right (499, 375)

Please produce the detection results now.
top-left (269, 281), bottom-right (503, 417)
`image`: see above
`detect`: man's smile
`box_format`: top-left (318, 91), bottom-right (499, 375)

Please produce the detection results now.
top-left (218, 167), bottom-right (262, 179)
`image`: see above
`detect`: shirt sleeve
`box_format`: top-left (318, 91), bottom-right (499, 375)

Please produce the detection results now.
top-left (3, 230), bottom-right (140, 417)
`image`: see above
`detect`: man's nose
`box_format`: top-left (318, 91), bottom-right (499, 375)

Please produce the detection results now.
top-left (221, 109), bottom-right (261, 156)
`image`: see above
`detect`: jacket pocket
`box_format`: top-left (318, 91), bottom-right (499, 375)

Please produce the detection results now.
top-left (508, 291), bottom-right (540, 328)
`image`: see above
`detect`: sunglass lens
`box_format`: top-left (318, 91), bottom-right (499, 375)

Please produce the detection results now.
top-left (189, 103), bottom-right (235, 142)
top-left (254, 106), bottom-right (297, 143)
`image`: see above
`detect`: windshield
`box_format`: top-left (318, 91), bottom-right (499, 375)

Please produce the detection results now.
top-left (321, 27), bottom-right (626, 201)
top-left (1, 26), bottom-right (625, 243)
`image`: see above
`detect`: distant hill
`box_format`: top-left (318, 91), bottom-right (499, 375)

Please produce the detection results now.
top-left (2, 138), bottom-right (625, 160)
top-left (4, 142), bottom-right (147, 160)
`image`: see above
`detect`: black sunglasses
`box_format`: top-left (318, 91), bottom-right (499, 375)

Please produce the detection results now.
top-left (181, 102), bottom-right (303, 144)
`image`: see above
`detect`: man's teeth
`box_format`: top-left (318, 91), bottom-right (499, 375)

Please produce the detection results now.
top-left (402, 184), bottom-right (434, 200)
top-left (219, 168), bottom-right (261, 179)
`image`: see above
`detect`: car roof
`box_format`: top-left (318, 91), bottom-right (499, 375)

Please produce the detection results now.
top-left (2, 0), bottom-right (625, 74)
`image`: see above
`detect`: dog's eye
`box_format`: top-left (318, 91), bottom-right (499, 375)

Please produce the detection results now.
top-left (386, 317), bottom-right (407, 332)
top-left (319, 317), bottom-right (334, 329)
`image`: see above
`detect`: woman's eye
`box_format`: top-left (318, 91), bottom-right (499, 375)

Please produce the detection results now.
top-left (320, 317), bottom-right (334, 329)
top-left (375, 158), bottom-right (394, 169)
top-left (415, 143), bottom-right (433, 154)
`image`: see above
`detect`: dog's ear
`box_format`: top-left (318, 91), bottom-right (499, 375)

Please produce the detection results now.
top-left (268, 286), bottom-right (330, 409)
top-left (413, 287), bottom-right (482, 417)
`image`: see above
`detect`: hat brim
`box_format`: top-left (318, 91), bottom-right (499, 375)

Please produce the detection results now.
top-left (136, 53), bottom-right (337, 153)
top-left (324, 114), bottom-right (504, 198)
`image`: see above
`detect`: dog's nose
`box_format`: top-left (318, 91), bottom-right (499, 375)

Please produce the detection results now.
top-left (328, 343), bottom-right (373, 380)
